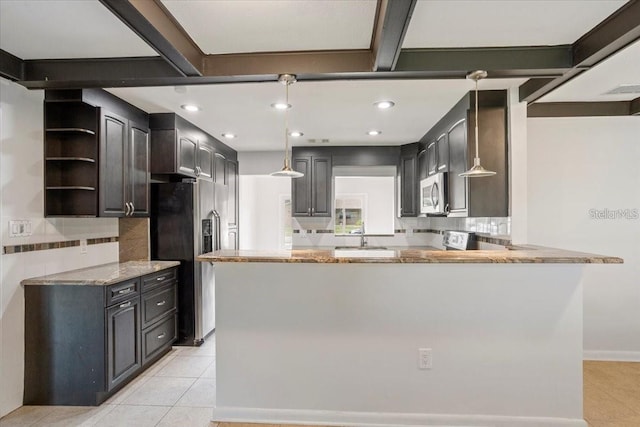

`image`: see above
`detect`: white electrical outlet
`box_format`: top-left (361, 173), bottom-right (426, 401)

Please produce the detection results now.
top-left (418, 348), bottom-right (432, 370)
top-left (80, 239), bottom-right (88, 254)
top-left (9, 220), bottom-right (33, 237)
top-left (406, 227), bottom-right (414, 237)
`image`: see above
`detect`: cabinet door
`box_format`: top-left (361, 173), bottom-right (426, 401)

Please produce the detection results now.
top-left (106, 297), bottom-right (141, 391)
top-left (177, 131), bottom-right (197, 177)
top-left (436, 134), bottom-right (448, 172)
top-left (447, 118), bottom-right (468, 214)
top-left (292, 156), bottom-right (312, 216)
top-left (129, 122), bottom-right (150, 216)
top-left (100, 111), bottom-right (127, 217)
top-left (418, 149), bottom-right (427, 181)
top-left (400, 153), bottom-right (418, 217)
top-left (214, 153), bottom-right (226, 184)
top-left (226, 160), bottom-right (238, 227)
top-left (311, 155), bottom-right (332, 217)
top-left (426, 142), bottom-right (437, 176)
top-left (197, 141), bottom-right (214, 181)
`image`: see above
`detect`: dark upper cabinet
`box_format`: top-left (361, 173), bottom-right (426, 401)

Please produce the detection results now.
top-left (399, 143), bottom-right (419, 217)
top-left (214, 152), bottom-right (226, 184)
top-left (419, 90), bottom-right (509, 217)
top-left (99, 110), bottom-right (150, 218)
top-left (44, 89), bottom-right (149, 218)
top-left (177, 132), bottom-right (198, 178)
top-left (292, 150), bottom-right (332, 217)
top-left (418, 148), bottom-right (427, 181)
top-left (426, 141), bottom-right (437, 176)
top-left (447, 118), bottom-right (468, 214)
top-left (196, 139), bottom-right (214, 181)
top-left (436, 133), bottom-right (448, 172)
top-left (129, 122), bottom-right (150, 216)
top-left (226, 159), bottom-right (238, 228)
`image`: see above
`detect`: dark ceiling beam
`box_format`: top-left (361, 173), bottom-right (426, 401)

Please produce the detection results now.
top-left (396, 46), bottom-right (572, 78)
top-left (520, 0), bottom-right (640, 103)
top-left (203, 50), bottom-right (373, 76)
top-left (631, 97), bottom-right (640, 115)
top-left (0, 49), bottom-right (24, 81)
top-left (371, 0), bottom-right (417, 71)
top-left (23, 57), bottom-right (182, 88)
top-left (527, 101), bottom-right (634, 117)
top-left (98, 0), bottom-right (204, 76)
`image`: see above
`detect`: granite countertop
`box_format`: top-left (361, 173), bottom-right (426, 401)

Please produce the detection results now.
top-left (196, 247), bottom-right (623, 264)
top-left (21, 260), bottom-right (181, 286)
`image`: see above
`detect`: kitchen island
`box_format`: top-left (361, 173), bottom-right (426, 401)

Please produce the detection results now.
top-left (198, 248), bottom-right (621, 427)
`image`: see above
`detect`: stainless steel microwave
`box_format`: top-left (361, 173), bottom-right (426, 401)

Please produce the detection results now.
top-left (420, 173), bottom-right (447, 215)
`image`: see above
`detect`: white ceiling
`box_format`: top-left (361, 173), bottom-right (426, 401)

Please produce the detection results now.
top-left (0, 0), bottom-right (155, 59)
top-left (161, 0), bottom-right (378, 54)
top-left (107, 78), bottom-right (526, 152)
top-left (0, 0), bottom-right (635, 152)
top-left (539, 39), bottom-right (640, 102)
top-left (403, 0), bottom-right (626, 48)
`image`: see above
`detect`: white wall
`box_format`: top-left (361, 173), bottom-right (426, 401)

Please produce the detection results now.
top-left (0, 78), bottom-right (119, 417)
top-left (239, 175), bottom-right (292, 250)
top-left (238, 151), bottom-right (286, 175)
top-left (527, 117), bottom-right (640, 360)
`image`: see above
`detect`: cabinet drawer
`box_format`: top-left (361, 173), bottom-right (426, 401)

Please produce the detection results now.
top-left (106, 279), bottom-right (140, 306)
top-left (142, 314), bottom-right (177, 365)
top-left (142, 283), bottom-right (177, 328)
top-left (142, 268), bottom-right (177, 292)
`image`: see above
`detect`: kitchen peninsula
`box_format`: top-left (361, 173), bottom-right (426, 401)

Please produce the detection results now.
top-left (198, 248), bottom-right (621, 427)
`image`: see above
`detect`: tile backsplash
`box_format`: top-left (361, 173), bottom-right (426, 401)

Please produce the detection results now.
top-left (292, 216), bottom-right (511, 248)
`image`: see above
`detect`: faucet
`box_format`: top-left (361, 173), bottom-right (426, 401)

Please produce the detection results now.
top-left (360, 222), bottom-right (368, 248)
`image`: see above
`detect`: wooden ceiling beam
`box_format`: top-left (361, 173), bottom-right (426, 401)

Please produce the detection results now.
top-left (519, 0), bottom-right (640, 103)
top-left (99, 0), bottom-right (204, 76)
top-left (630, 97), bottom-right (640, 115)
top-left (527, 101), bottom-right (634, 117)
top-left (0, 49), bottom-right (24, 81)
top-left (371, 0), bottom-right (417, 71)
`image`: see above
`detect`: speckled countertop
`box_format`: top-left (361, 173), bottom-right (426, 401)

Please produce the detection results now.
top-left (21, 260), bottom-right (181, 286)
top-left (196, 246), bottom-right (622, 264)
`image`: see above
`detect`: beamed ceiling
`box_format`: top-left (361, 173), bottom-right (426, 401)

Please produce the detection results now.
top-left (1, 0), bottom-right (639, 151)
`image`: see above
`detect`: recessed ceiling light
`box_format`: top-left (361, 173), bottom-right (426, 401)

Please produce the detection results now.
top-left (181, 104), bottom-right (200, 112)
top-left (289, 131), bottom-right (304, 137)
top-left (374, 100), bottom-right (395, 109)
top-left (367, 130), bottom-right (382, 136)
top-left (271, 102), bottom-right (291, 110)
top-left (222, 133), bottom-right (236, 139)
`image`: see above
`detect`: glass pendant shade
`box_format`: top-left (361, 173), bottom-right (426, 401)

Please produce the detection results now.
top-left (459, 70), bottom-right (496, 178)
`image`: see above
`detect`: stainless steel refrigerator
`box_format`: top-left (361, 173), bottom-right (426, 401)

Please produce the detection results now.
top-left (150, 180), bottom-right (228, 346)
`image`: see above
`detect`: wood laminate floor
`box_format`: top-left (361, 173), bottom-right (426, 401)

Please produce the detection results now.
top-left (1, 339), bottom-right (637, 427)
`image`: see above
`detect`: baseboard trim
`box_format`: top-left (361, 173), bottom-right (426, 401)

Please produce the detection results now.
top-left (212, 406), bottom-right (587, 427)
top-left (584, 350), bottom-right (640, 362)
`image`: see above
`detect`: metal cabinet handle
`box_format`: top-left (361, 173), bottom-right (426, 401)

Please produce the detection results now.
top-left (124, 202), bottom-right (130, 216)
top-left (119, 301), bottom-right (132, 308)
top-left (118, 287), bottom-right (133, 295)
top-left (157, 333), bottom-right (166, 339)
top-left (307, 207), bottom-right (311, 216)
top-left (130, 202), bottom-right (135, 215)
top-left (312, 208), bottom-right (315, 215)
top-left (156, 276), bottom-right (166, 281)
top-left (156, 300), bottom-right (166, 306)
top-left (195, 166), bottom-right (201, 176)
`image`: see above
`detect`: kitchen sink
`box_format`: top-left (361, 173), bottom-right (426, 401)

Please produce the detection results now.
top-left (334, 246), bottom-right (388, 250)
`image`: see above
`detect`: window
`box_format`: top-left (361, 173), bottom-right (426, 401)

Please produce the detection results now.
top-left (334, 194), bottom-right (365, 235)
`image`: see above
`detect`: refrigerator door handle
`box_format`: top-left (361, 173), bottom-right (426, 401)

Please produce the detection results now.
top-left (212, 210), bottom-right (221, 250)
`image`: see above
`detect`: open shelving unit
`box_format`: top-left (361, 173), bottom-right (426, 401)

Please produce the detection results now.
top-left (44, 102), bottom-right (99, 216)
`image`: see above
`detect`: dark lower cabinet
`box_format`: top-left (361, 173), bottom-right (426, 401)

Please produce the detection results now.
top-left (106, 296), bottom-right (141, 391)
top-left (24, 266), bottom-right (178, 406)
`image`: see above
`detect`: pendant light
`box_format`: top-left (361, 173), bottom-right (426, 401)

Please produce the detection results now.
top-left (459, 70), bottom-right (496, 178)
top-left (271, 74), bottom-right (304, 178)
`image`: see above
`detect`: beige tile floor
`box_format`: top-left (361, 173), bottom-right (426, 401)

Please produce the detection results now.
top-left (1, 341), bottom-right (638, 427)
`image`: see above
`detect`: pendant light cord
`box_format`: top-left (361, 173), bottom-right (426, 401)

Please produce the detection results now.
top-left (284, 80), bottom-right (290, 168)
top-left (474, 77), bottom-right (479, 161)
